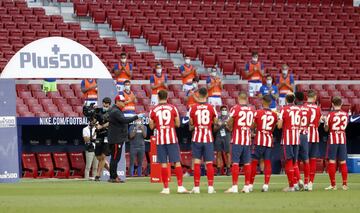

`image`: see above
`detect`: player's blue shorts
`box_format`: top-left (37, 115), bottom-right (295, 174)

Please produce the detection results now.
top-left (157, 144), bottom-right (181, 163)
top-left (252, 145), bottom-right (272, 161)
top-left (232, 144), bottom-right (251, 164)
top-left (308, 142), bottom-right (319, 159)
top-left (298, 134), bottom-right (309, 161)
top-left (327, 144), bottom-right (347, 161)
top-left (192, 142), bottom-right (214, 162)
top-left (282, 145), bottom-right (299, 161)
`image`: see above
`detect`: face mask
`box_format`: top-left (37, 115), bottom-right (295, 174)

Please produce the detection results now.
top-left (124, 85), bottom-right (130, 91)
top-left (193, 83), bottom-right (198, 89)
top-left (221, 111), bottom-right (228, 116)
top-left (210, 72), bottom-right (217, 77)
top-left (102, 107), bottom-right (109, 112)
top-left (121, 59), bottom-right (126, 63)
top-left (282, 70), bottom-right (288, 76)
top-left (266, 80), bottom-right (272, 85)
top-left (252, 57), bottom-right (258, 63)
top-left (185, 59), bottom-right (191, 64)
top-left (156, 69), bottom-right (162, 75)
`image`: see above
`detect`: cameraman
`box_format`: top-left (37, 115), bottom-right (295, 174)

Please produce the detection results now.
top-left (82, 117), bottom-right (98, 180)
top-left (129, 119), bottom-right (147, 177)
top-left (108, 94), bottom-right (144, 183)
top-left (94, 97), bottom-right (112, 181)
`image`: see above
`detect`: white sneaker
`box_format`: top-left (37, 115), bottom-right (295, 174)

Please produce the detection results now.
top-left (248, 184), bottom-right (253, 192)
top-left (298, 180), bottom-right (304, 190)
top-left (283, 187), bottom-right (295, 192)
top-left (224, 185), bottom-right (238, 194)
top-left (324, 185), bottom-right (337, 191)
top-left (241, 185), bottom-right (250, 193)
top-left (177, 186), bottom-right (190, 194)
top-left (304, 184), bottom-right (309, 191)
top-left (308, 182), bottom-right (313, 191)
top-left (183, 172), bottom-right (190, 177)
top-left (342, 185), bottom-right (349, 191)
top-left (294, 184), bottom-right (300, 191)
top-left (262, 184), bottom-right (269, 192)
top-left (160, 188), bottom-right (170, 194)
top-left (191, 187), bottom-right (200, 194)
top-left (208, 186), bottom-right (216, 194)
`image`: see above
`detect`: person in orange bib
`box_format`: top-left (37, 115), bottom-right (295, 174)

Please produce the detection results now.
top-left (150, 63), bottom-right (168, 106)
top-left (186, 77), bottom-right (200, 109)
top-left (81, 78), bottom-right (98, 106)
top-left (113, 53), bottom-right (132, 92)
top-left (119, 80), bottom-right (137, 117)
top-left (207, 66), bottom-right (223, 107)
top-left (276, 64), bottom-right (295, 107)
top-left (180, 56), bottom-right (197, 92)
top-left (245, 52), bottom-right (265, 97)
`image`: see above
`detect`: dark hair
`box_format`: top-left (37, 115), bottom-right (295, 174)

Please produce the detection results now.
top-left (120, 52), bottom-right (127, 57)
top-left (252, 51), bottom-right (258, 57)
top-left (295, 91), bottom-right (304, 102)
top-left (332, 96), bottom-right (342, 106)
top-left (158, 90), bottom-right (168, 100)
top-left (307, 89), bottom-right (317, 98)
top-left (102, 97), bottom-right (111, 104)
top-left (198, 87), bottom-right (208, 97)
top-left (220, 105), bottom-right (227, 110)
top-left (124, 80), bottom-right (130, 85)
top-left (192, 76), bottom-right (199, 83)
top-left (286, 94), bottom-right (295, 104)
top-left (266, 74), bottom-right (272, 79)
top-left (262, 95), bottom-right (272, 105)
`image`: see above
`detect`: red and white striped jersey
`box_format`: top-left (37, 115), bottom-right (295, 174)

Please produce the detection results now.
top-left (229, 105), bottom-right (255, 146)
top-left (279, 104), bottom-right (301, 145)
top-left (305, 103), bottom-right (322, 143)
top-left (189, 103), bottom-right (218, 143)
top-left (299, 104), bottom-right (311, 135)
top-left (326, 110), bottom-right (348, 145)
top-left (254, 109), bottom-right (278, 147)
top-left (149, 103), bottom-right (179, 145)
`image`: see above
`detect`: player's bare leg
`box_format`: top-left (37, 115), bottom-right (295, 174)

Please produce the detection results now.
top-left (95, 154), bottom-right (108, 181)
top-left (225, 162), bottom-right (239, 193)
top-left (174, 162), bottom-right (189, 194)
top-left (191, 158), bottom-right (201, 194)
top-left (225, 152), bottom-right (231, 176)
top-left (216, 152), bottom-right (222, 176)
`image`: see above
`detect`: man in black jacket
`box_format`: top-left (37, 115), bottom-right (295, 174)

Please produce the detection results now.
top-left (108, 94), bottom-right (144, 183)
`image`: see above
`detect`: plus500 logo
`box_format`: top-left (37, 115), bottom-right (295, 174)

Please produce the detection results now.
top-left (20, 52), bottom-right (93, 69)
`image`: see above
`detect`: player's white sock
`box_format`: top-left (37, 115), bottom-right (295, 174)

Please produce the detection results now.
top-left (262, 184), bottom-right (269, 192)
top-left (160, 188), bottom-right (170, 194)
top-left (191, 187), bottom-right (200, 194)
top-left (208, 186), bottom-right (216, 194)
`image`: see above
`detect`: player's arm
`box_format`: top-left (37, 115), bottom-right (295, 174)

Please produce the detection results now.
top-left (149, 118), bottom-right (155, 130)
top-left (324, 114), bottom-right (330, 132)
top-left (113, 64), bottom-right (121, 77)
top-left (226, 117), bottom-right (234, 131)
top-left (189, 117), bottom-right (194, 131)
top-left (277, 110), bottom-right (284, 129)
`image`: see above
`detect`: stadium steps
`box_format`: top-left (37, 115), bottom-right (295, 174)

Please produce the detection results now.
top-left (34, 0), bottom-right (213, 75)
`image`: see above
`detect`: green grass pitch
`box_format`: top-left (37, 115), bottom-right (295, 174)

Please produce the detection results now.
top-left (0, 174), bottom-right (359, 213)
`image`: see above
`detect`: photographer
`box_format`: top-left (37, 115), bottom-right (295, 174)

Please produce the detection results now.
top-left (129, 119), bottom-right (147, 177)
top-left (94, 97), bottom-right (112, 181)
top-left (108, 94), bottom-right (144, 183)
top-left (82, 117), bottom-right (98, 180)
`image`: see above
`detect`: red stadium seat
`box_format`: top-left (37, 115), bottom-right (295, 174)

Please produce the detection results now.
top-left (53, 152), bottom-right (70, 179)
top-left (22, 153), bottom-right (38, 178)
top-left (68, 152), bottom-right (85, 178)
top-left (37, 153), bottom-right (54, 178)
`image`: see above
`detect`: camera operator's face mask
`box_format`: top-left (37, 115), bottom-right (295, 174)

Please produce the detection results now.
top-left (221, 110), bottom-right (228, 116)
top-left (124, 85), bottom-right (130, 91)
